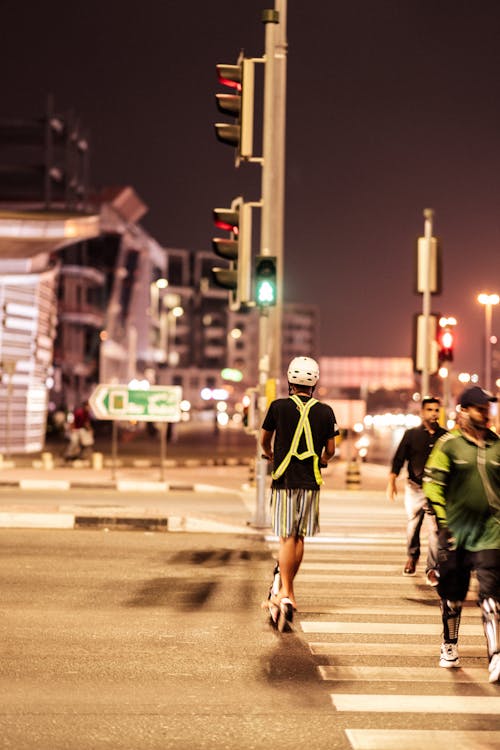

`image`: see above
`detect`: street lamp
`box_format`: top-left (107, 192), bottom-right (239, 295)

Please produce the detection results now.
top-left (477, 293), bottom-right (499, 391)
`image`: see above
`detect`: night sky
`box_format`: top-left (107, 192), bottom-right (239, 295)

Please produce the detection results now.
top-left (3, 0), bottom-right (500, 378)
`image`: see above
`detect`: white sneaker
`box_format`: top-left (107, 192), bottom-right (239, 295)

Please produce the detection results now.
top-left (488, 652), bottom-right (500, 683)
top-left (439, 642), bottom-right (460, 668)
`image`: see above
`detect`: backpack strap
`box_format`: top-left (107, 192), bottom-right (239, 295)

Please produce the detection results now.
top-left (272, 395), bottom-right (323, 485)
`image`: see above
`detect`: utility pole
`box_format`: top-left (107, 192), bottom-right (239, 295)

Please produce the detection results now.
top-left (253, 1), bottom-right (288, 527)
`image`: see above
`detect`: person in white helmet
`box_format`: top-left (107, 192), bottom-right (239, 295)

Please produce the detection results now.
top-left (261, 356), bottom-right (338, 630)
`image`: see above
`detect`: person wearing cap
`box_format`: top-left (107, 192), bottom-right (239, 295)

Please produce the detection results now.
top-left (261, 356), bottom-right (338, 630)
top-left (387, 397), bottom-right (446, 584)
top-left (424, 386), bottom-right (500, 683)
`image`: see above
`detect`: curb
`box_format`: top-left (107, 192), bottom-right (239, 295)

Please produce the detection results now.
top-left (2, 456), bottom-right (253, 472)
top-left (0, 480), bottom-right (213, 491)
top-left (0, 510), bottom-right (259, 534)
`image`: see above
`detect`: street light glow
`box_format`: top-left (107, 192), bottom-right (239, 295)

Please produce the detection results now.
top-left (477, 292), bottom-right (500, 306)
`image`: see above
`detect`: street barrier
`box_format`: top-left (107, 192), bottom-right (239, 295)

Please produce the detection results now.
top-left (345, 459), bottom-right (361, 489)
top-left (92, 452), bottom-right (103, 470)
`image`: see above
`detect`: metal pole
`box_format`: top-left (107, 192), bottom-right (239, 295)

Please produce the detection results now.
top-left (270, 0), bottom-right (287, 382)
top-left (6, 372), bottom-right (13, 458)
top-left (159, 422), bottom-right (166, 482)
top-left (260, 2), bottom-right (287, 383)
top-left (421, 208), bottom-right (434, 398)
top-left (253, 2), bottom-right (287, 527)
top-left (254, 310), bottom-right (270, 528)
top-left (111, 420), bottom-right (118, 481)
top-left (485, 302), bottom-right (492, 391)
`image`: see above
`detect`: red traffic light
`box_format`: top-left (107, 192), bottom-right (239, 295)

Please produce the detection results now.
top-left (438, 327), bottom-right (455, 362)
top-left (216, 64), bottom-right (242, 91)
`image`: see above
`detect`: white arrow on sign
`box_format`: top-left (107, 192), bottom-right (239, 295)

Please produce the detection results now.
top-left (89, 384), bottom-right (182, 422)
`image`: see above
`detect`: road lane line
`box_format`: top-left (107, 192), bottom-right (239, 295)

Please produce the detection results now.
top-left (309, 642), bottom-right (486, 657)
top-left (331, 694), bottom-right (500, 713)
top-left (301, 621), bottom-right (482, 635)
top-left (345, 729), bottom-right (500, 750)
top-left (319, 665), bottom-right (488, 682)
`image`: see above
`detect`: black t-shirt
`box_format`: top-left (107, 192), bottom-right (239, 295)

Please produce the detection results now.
top-left (262, 395), bottom-right (338, 489)
top-left (391, 423), bottom-right (447, 486)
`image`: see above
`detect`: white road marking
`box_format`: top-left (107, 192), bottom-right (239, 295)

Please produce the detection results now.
top-left (319, 665), bottom-right (489, 682)
top-left (309, 642), bottom-right (487, 657)
top-left (344, 729), bottom-right (500, 750)
top-left (301, 621), bottom-right (482, 635)
top-left (299, 605), bottom-right (477, 617)
top-left (331, 693), bottom-right (500, 713)
top-left (301, 562), bottom-right (399, 571)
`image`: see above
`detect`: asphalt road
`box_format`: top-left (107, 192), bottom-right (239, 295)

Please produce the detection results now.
top-left (0, 529), bottom-right (342, 750)
top-left (2, 485), bottom-right (498, 749)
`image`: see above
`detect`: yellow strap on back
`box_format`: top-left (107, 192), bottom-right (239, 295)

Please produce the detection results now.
top-left (272, 395), bottom-right (323, 485)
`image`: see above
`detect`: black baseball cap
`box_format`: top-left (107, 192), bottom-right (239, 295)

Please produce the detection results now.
top-left (458, 386), bottom-right (498, 408)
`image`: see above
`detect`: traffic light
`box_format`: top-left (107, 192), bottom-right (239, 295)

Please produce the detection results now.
top-left (211, 196), bottom-right (253, 311)
top-left (255, 255), bottom-right (277, 307)
top-left (214, 56), bottom-right (255, 165)
top-left (438, 326), bottom-right (455, 362)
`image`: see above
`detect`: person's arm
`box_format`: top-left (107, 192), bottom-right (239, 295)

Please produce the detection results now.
top-left (320, 436), bottom-right (335, 465)
top-left (386, 472), bottom-right (398, 501)
top-left (387, 431), bottom-right (409, 501)
top-left (423, 436), bottom-right (450, 529)
top-left (261, 428), bottom-right (274, 462)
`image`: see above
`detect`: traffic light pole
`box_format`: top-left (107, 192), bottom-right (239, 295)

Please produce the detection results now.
top-left (252, 2), bottom-right (288, 528)
top-left (260, 2), bottom-right (287, 383)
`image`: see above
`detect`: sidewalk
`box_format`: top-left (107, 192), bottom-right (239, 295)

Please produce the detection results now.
top-left (0, 459), bottom-right (388, 533)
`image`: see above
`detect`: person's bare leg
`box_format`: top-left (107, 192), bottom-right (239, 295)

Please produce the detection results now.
top-left (293, 536), bottom-right (304, 579)
top-left (277, 535), bottom-right (303, 609)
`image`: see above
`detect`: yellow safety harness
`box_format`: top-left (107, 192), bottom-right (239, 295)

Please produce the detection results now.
top-left (272, 394), bottom-right (323, 485)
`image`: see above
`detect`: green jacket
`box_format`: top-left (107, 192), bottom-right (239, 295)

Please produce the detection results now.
top-left (423, 427), bottom-right (500, 551)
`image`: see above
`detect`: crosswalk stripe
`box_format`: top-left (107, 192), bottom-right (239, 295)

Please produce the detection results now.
top-left (297, 572), bottom-right (477, 585)
top-left (265, 535), bottom-right (404, 544)
top-left (301, 621), bottom-right (483, 635)
top-left (266, 518), bottom-right (497, 747)
top-left (297, 588), bottom-right (478, 602)
top-left (344, 729), bottom-right (500, 750)
top-left (319, 665), bottom-right (489, 682)
top-left (301, 562), bottom-right (401, 571)
top-left (309, 643), bottom-right (487, 656)
top-left (299, 605), bottom-right (478, 617)
top-left (331, 693), bottom-right (500, 713)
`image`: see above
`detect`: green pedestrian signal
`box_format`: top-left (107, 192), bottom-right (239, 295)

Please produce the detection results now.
top-left (255, 255), bottom-right (277, 307)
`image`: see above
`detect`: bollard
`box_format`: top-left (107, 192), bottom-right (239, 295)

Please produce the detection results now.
top-left (345, 460), bottom-right (361, 489)
top-left (92, 452), bottom-right (103, 470)
top-left (41, 451), bottom-right (54, 470)
top-left (247, 461), bottom-right (256, 487)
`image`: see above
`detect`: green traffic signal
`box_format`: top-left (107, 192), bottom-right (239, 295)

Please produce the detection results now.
top-left (255, 255), bottom-right (277, 307)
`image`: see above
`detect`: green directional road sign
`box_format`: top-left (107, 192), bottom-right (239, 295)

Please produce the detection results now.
top-left (89, 384), bottom-right (182, 422)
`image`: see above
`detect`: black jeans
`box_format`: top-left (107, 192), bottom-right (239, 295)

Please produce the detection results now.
top-left (437, 547), bottom-right (500, 601)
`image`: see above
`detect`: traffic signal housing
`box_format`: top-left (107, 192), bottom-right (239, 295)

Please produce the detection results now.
top-left (211, 196), bottom-right (253, 311)
top-left (438, 326), bottom-right (455, 363)
top-left (413, 313), bottom-right (439, 373)
top-left (214, 57), bottom-right (255, 165)
top-left (254, 255), bottom-right (277, 307)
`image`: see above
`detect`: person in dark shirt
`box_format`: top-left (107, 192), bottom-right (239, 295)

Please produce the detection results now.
top-left (261, 356), bottom-right (338, 630)
top-left (387, 397), bottom-right (446, 584)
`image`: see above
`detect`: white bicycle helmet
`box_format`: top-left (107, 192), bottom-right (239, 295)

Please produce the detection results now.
top-left (287, 356), bottom-right (320, 386)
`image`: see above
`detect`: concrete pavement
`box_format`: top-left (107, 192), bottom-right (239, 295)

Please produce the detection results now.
top-left (0, 458), bottom-right (388, 533)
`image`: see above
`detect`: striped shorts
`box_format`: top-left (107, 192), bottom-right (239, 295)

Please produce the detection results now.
top-left (270, 487), bottom-right (320, 538)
